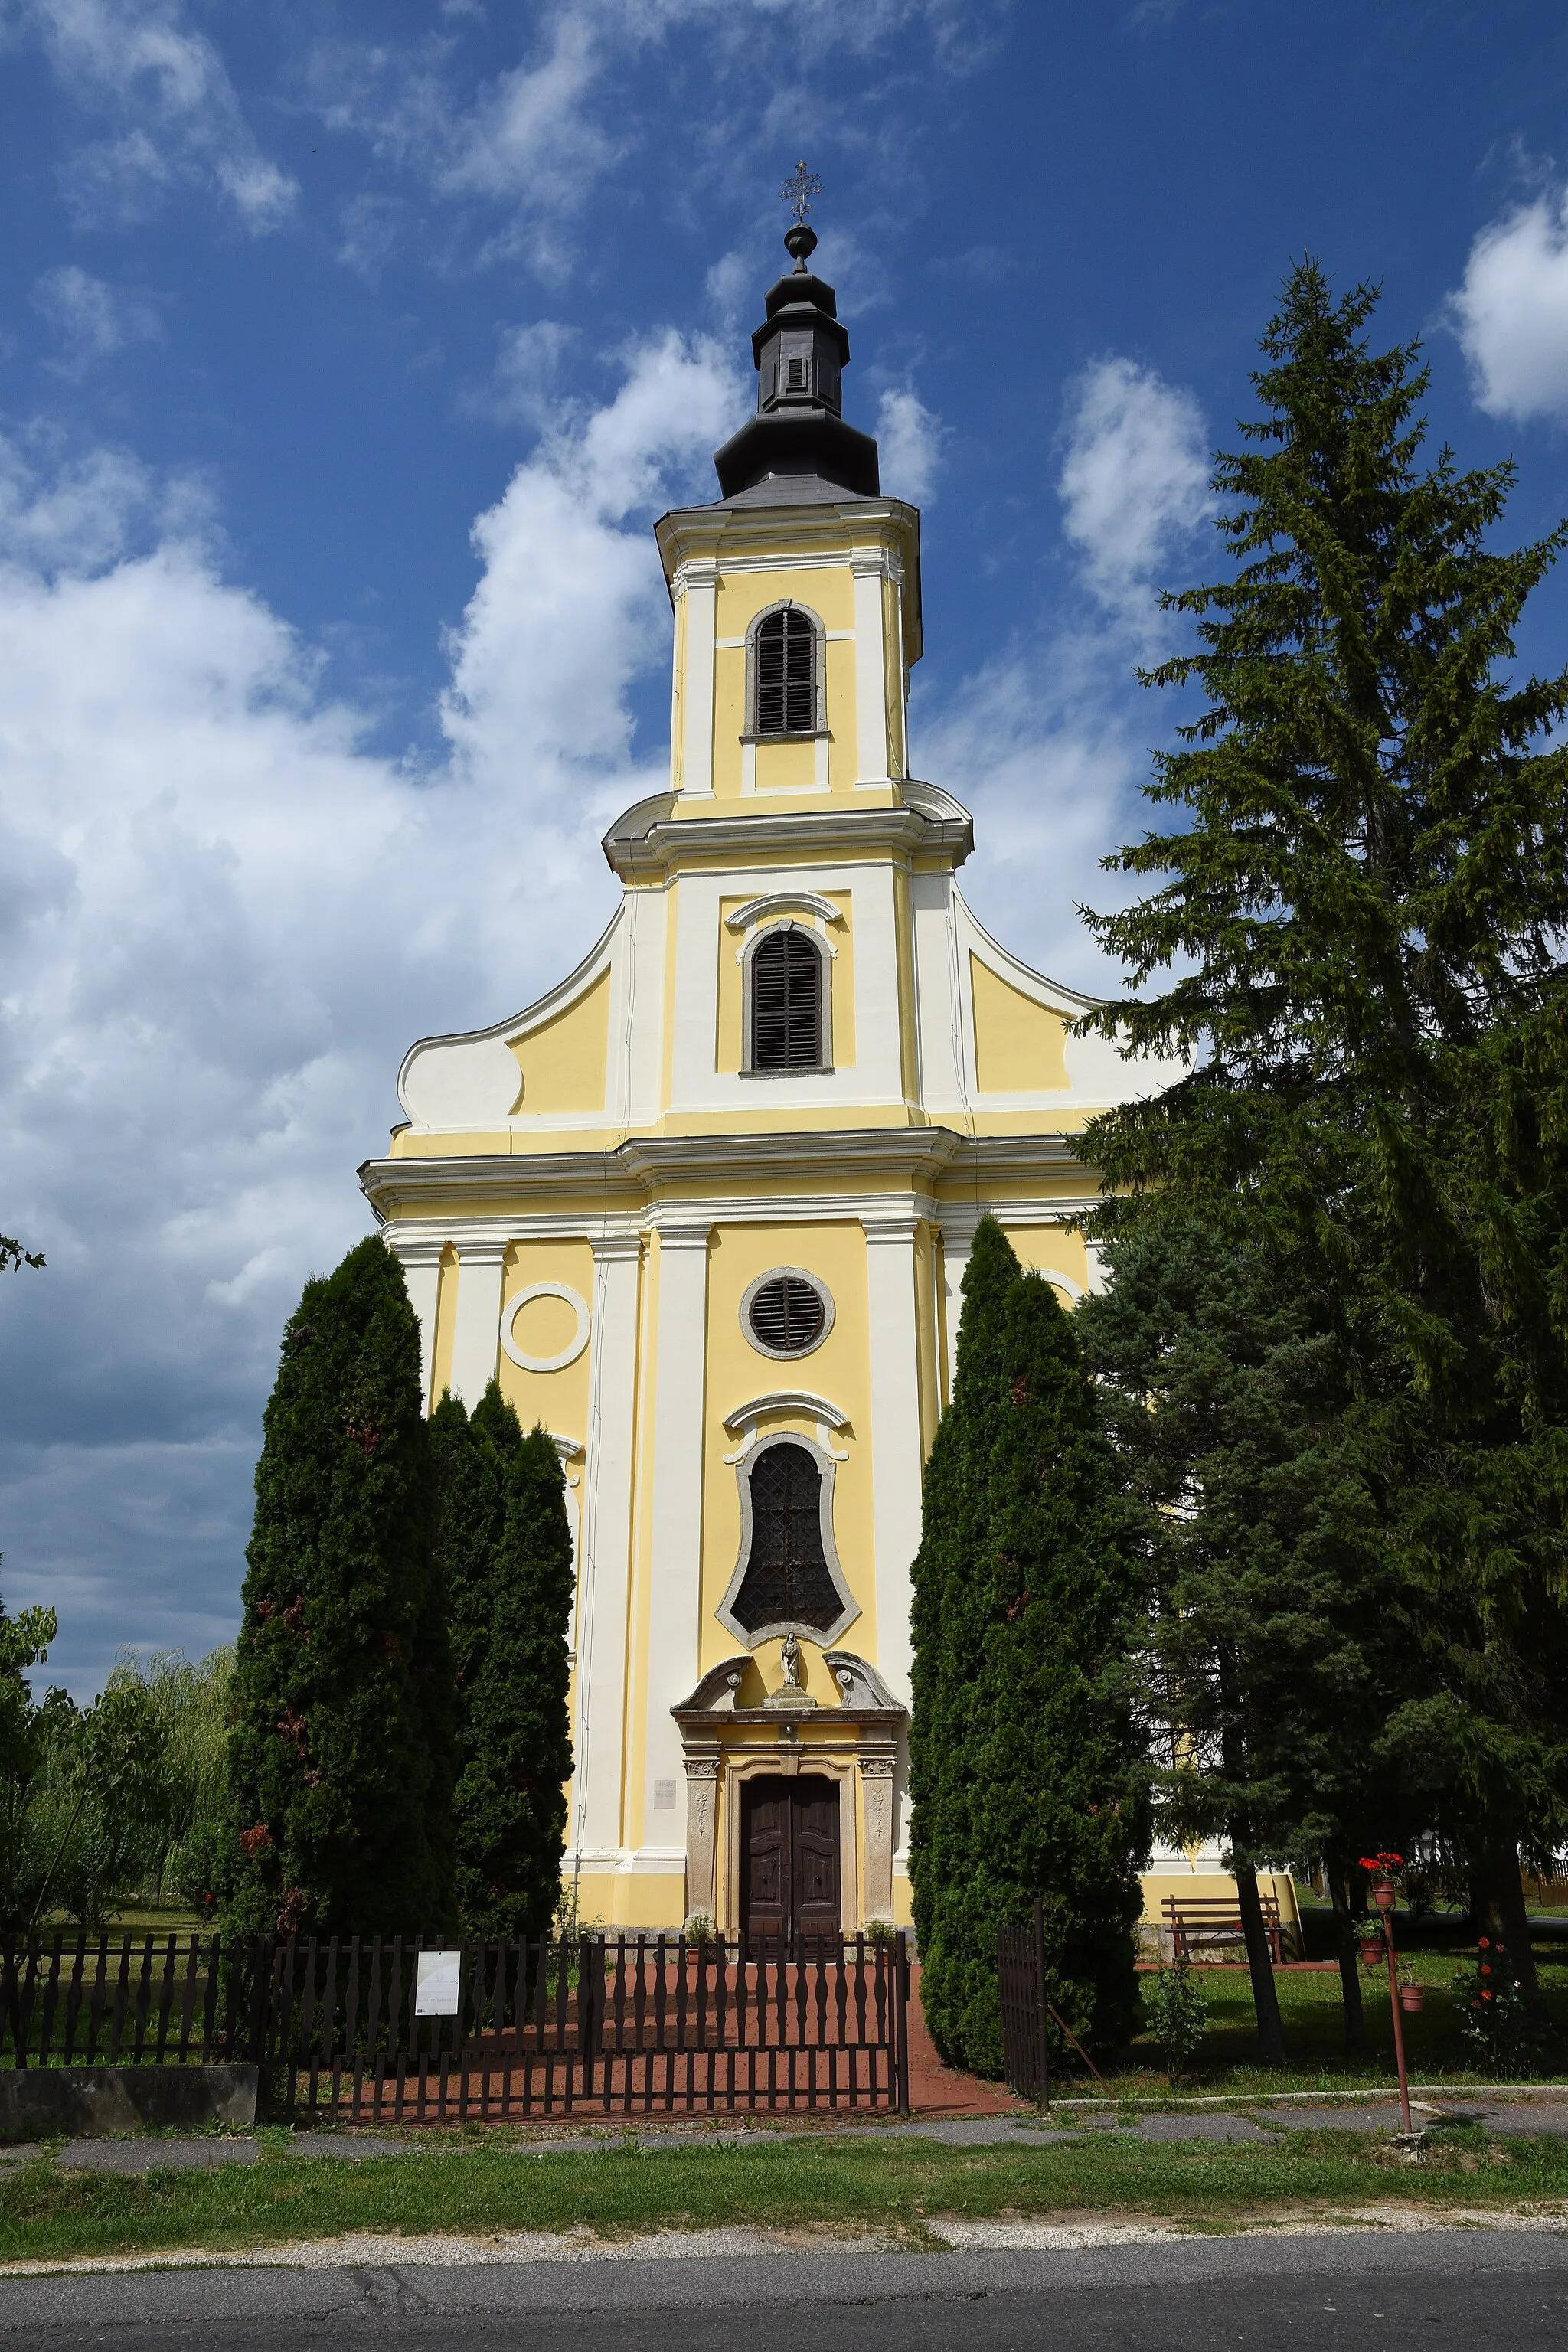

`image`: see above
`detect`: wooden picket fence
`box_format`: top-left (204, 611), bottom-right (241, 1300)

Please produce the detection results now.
top-left (0, 1934), bottom-right (262, 2070)
top-left (998, 1900), bottom-right (1051, 2104)
top-left (0, 1931), bottom-right (912, 2120)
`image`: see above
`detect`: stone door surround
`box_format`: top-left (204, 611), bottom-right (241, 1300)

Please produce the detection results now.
top-left (672, 1651), bottom-right (903, 1932)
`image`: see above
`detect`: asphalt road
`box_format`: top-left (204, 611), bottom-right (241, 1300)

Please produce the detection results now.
top-left (6, 2233), bottom-right (1568, 2350)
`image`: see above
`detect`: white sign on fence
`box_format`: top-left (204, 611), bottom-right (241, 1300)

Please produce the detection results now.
top-left (413, 1949), bottom-right (463, 2017)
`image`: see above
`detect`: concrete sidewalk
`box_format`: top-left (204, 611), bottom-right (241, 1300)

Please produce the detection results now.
top-left (5, 2089), bottom-right (1568, 2172)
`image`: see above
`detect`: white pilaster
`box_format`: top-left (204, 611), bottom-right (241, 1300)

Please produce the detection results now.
top-left (936, 1210), bottom-right (980, 1400)
top-left (677, 559), bottom-right (719, 799)
top-left (570, 1233), bottom-right (643, 1868)
top-left (448, 1240), bottom-right (505, 1405)
top-left (862, 1215), bottom-right (925, 1708)
top-left (642, 1220), bottom-right (712, 1851)
top-left (851, 550), bottom-right (890, 788)
top-left (381, 1232), bottom-right (445, 1412)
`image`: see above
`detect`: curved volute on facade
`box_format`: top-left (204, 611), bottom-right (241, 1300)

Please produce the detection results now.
top-left (360, 220), bottom-right (1182, 1941)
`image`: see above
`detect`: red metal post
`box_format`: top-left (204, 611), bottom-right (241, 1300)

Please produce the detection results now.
top-left (1371, 1877), bottom-right (1413, 2136)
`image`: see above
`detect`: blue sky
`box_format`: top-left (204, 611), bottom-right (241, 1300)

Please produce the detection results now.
top-left (3, 0), bottom-right (1568, 1696)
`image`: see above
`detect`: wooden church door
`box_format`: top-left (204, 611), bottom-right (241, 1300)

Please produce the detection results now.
top-left (740, 1775), bottom-right (841, 1939)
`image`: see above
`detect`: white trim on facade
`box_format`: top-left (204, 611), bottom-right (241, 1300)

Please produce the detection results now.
top-left (642, 1222), bottom-right (712, 1858)
top-left (861, 1215), bottom-right (925, 1710)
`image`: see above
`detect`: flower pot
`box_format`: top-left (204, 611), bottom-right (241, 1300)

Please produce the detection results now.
top-left (1357, 1939), bottom-right (1384, 1965)
top-left (1400, 1985), bottom-right (1424, 2012)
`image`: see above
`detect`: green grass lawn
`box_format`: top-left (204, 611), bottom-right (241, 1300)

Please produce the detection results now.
top-left (1100, 1919), bottom-right (1568, 2098)
top-left (1, 2124), bottom-right (1565, 2267)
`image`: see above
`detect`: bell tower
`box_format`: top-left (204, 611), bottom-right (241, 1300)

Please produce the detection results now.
top-left (657, 213), bottom-right (920, 805)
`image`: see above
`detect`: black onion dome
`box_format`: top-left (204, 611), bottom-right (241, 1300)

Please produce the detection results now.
top-left (712, 221), bottom-right (880, 503)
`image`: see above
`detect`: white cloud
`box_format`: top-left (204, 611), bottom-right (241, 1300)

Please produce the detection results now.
top-left (916, 637), bottom-right (1153, 1001)
top-left (876, 387), bottom-right (942, 504)
top-left (912, 352), bottom-right (1214, 1000)
top-left (31, 265), bottom-right (162, 374)
top-left (0, 330), bottom-right (746, 1696)
top-left (12, 0), bottom-right (297, 228)
top-left (439, 11), bottom-right (615, 214)
top-left (462, 319), bottom-right (577, 429)
top-left (1450, 187), bottom-right (1568, 423)
top-left (443, 329), bottom-right (743, 789)
top-left (305, 2), bottom-right (985, 263)
top-left (704, 250), bottom-right (751, 336)
top-left (1057, 355), bottom-right (1210, 636)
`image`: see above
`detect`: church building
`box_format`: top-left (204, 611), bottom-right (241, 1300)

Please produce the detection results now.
top-left (359, 220), bottom-right (1218, 1942)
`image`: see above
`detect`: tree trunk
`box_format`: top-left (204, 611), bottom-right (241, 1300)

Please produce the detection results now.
top-left (1328, 1870), bottom-right (1366, 2054)
top-left (1233, 1863), bottom-right (1288, 2066)
top-left (1469, 1838), bottom-right (1538, 1995)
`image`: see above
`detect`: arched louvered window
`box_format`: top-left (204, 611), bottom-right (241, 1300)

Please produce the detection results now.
top-left (730, 1441), bottom-right (842, 1638)
top-left (750, 926), bottom-right (824, 1070)
top-left (754, 607), bottom-right (816, 737)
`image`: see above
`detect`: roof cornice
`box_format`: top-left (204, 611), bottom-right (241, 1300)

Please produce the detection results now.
top-left (602, 778), bottom-right (972, 880)
top-left (359, 1124), bottom-right (1096, 1224)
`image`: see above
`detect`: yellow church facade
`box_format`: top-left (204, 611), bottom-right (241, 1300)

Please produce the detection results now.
top-left (359, 228), bottom-right (1276, 1944)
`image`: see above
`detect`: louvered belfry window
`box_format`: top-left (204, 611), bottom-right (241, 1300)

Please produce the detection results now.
top-left (732, 1442), bottom-right (841, 1636)
top-left (755, 608), bottom-right (815, 737)
top-left (750, 927), bottom-right (822, 1069)
top-left (749, 1274), bottom-right (826, 1356)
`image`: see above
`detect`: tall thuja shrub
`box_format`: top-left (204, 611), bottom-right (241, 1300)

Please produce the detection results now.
top-left (226, 1237), bottom-right (456, 1936)
top-left (1083, 263), bottom-right (1568, 1981)
top-left (436, 1381), bottom-right (574, 1939)
top-left (957, 1273), bottom-right (1148, 2073)
top-left (909, 1217), bottom-right (1021, 2063)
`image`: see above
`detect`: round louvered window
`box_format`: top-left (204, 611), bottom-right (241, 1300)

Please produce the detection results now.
top-left (742, 1269), bottom-right (833, 1360)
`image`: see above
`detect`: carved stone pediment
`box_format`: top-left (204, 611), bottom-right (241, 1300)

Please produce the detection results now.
top-left (671, 1648), bottom-right (904, 1725)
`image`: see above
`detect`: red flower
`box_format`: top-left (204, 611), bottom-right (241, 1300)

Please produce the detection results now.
top-left (1480, 1963), bottom-right (1491, 1976)
top-left (1478, 1936), bottom-right (1491, 1949)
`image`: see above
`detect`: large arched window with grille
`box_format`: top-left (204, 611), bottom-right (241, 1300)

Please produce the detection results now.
top-left (749, 605), bottom-right (821, 738)
top-left (718, 1434), bottom-right (858, 1645)
top-left (747, 924), bottom-right (826, 1071)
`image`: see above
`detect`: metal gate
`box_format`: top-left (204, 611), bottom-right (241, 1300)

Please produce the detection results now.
top-left (262, 1931), bottom-right (912, 2121)
top-left (998, 1899), bottom-right (1050, 2104)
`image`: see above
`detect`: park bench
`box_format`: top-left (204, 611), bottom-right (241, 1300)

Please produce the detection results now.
top-left (1161, 1893), bottom-right (1290, 1965)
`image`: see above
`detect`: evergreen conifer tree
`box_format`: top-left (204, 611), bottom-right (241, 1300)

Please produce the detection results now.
top-left (960, 1269), bottom-right (1148, 2072)
top-left (909, 1217), bottom-right (1018, 2062)
top-left (911, 1221), bottom-right (1146, 2073)
top-left (1082, 263), bottom-right (1568, 1981)
top-left (1076, 1210), bottom-right (1415, 2058)
top-left (433, 1381), bottom-right (575, 1940)
top-left (225, 1237), bottom-right (456, 1936)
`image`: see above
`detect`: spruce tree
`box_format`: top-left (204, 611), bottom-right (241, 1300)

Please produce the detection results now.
top-left (225, 1237), bottom-right (456, 1937)
top-left (433, 1381), bottom-right (575, 1940)
top-left (1076, 1210), bottom-right (1416, 2059)
top-left (909, 1217), bottom-right (1019, 2062)
top-left (1082, 263), bottom-right (1568, 1982)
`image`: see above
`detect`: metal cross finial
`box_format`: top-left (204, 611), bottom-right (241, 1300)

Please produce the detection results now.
top-left (781, 160), bottom-right (822, 224)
